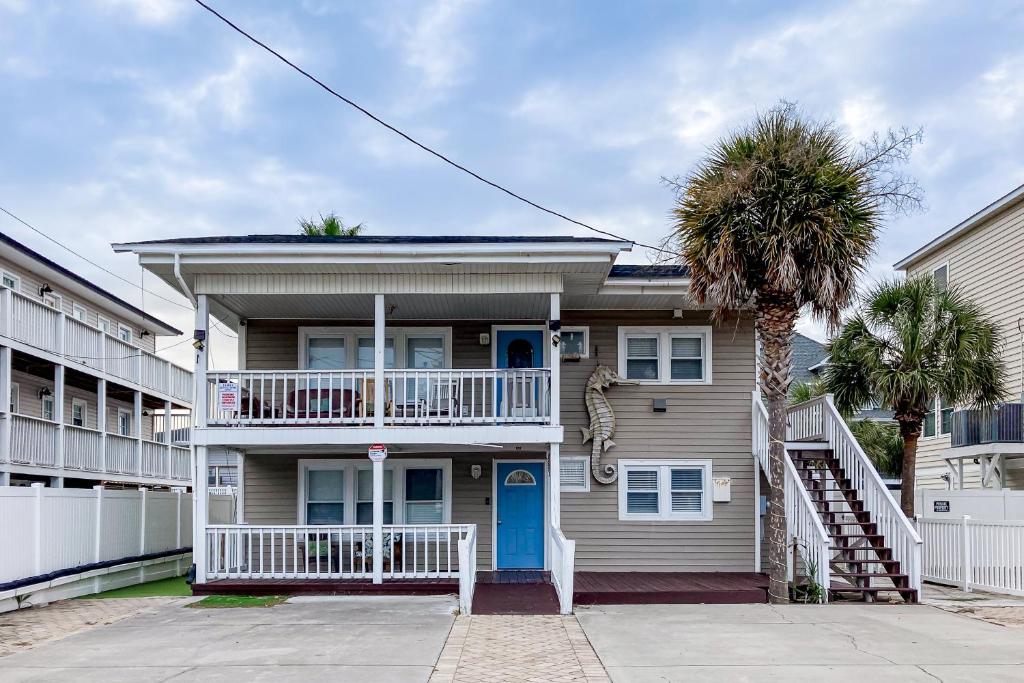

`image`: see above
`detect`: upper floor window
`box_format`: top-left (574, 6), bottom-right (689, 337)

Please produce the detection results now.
top-left (72, 399), bottom-right (87, 427)
top-left (306, 335), bottom-right (346, 369)
top-left (117, 408), bottom-right (132, 436)
top-left (71, 303), bottom-right (87, 323)
top-left (42, 394), bottom-right (55, 421)
top-left (923, 396), bottom-right (953, 438)
top-left (2, 272), bottom-right (19, 291)
top-left (618, 459), bottom-right (713, 521)
top-left (98, 317), bottom-right (112, 335)
top-left (43, 292), bottom-right (62, 311)
top-left (559, 327), bottom-right (589, 359)
top-left (298, 327), bottom-right (451, 371)
top-left (117, 324), bottom-right (134, 344)
top-left (9, 383), bottom-right (19, 413)
top-left (618, 326), bottom-right (712, 384)
top-left (933, 264), bottom-right (948, 293)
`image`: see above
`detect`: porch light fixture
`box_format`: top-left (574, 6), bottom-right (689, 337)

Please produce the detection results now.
top-left (38, 387), bottom-right (52, 399)
top-left (39, 283), bottom-right (53, 296)
top-left (470, 464), bottom-right (482, 480)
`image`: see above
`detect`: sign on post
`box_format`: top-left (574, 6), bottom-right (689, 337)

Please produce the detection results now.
top-left (368, 444), bottom-right (388, 462)
top-left (934, 500), bottom-right (951, 513)
top-left (217, 382), bottom-right (240, 413)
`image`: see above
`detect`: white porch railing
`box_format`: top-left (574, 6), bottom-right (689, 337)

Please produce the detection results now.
top-left (206, 368), bottom-right (552, 427)
top-left (786, 395), bottom-right (827, 442)
top-left (0, 288), bottom-right (193, 404)
top-left (550, 527), bottom-right (576, 615)
top-left (918, 516), bottom-right (1024, 596)
top-left (458, 525), bottom-right (477, 615)
top-left (753, 393), bottom-right (831, 596)
top-left (2, 415), bottom-right (190, 483)
top-left (815, 395), bottom-right (923, 594)
top-left (205, 523), bottom-right (477, 584)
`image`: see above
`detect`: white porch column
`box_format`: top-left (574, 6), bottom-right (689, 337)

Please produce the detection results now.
top-left (0, 345), bottom-right (11, 486)
top-left (371, 451), bottom-right (384, 584)
top-left (753, 457), bottom-right (761, 573)
top-left (193, 445), bottom-right (208, 583)
top-left (373, 294), bottom-right (385, 428)
top-left (549, 292), bottom-right (560, 426)
top-left (549, 442), bottom-right (561, 529)
top-left (97, 378), bottom-right (107, 474)
top-left (54, 364), bottom-right (65, 486)
top-left (134, 390), bottom-right (143, 477)
top-left (164, 399), bottom-right (173, 480)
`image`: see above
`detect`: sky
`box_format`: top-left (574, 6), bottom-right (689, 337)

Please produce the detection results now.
top-left (2, 0), bottom-right (1023, 369)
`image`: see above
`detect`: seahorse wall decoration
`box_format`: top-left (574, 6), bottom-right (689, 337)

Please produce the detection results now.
top-left (581, 365), bottom-right (638, 484)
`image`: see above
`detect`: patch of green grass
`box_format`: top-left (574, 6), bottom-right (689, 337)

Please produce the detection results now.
top-left (188, 595), bottom-right (288, 609)
top-left (85, 576), bottom-right (192, 599)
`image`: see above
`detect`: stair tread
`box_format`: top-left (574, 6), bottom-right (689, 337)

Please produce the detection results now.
top-left (832, 572), bottom-right (908, 578)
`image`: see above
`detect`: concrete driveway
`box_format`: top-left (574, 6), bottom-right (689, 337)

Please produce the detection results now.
top-left (0, 595), bottom-right (457, 682)
top-left (577, 603), bottom-right (1024, 682)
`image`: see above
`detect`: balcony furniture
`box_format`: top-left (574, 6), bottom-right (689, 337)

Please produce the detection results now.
top-left (355, 379), bottom-right (393, 418)
top-left (427, 379), bottom-right (460, 417)
top-left (286, 388), bottom-right (356, 420)
top-left (355, 533), bottom-right (404, 572)
top-left (302, 534), bottom-right (341, 573)
top-left (238, 389), bottom-right (279, 420)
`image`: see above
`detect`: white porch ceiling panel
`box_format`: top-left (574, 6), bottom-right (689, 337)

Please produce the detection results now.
top-left (195, 272), bottom-right (563, 295)
top-left (213, 292), bottom-right (550, 320)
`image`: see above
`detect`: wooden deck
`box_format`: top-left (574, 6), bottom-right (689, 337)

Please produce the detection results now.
top-left (573, 572), bottom-right (769, 605)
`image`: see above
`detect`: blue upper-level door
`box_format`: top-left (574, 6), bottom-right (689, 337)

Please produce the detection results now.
top-left (496, 462), bottom-right (545, 569)
top-left (495, 329), bottom-right (543, 417)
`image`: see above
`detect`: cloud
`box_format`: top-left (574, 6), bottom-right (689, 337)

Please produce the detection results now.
top-left (148, 51), bottom-right (264, 130)
top-left (94, 0), bottom-right (188, 25)
top-left (979, 53), bottom-right (1024, 121)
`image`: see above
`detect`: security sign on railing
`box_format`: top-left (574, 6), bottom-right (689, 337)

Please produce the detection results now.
top-left (217, 382), bottom-right (240, 413)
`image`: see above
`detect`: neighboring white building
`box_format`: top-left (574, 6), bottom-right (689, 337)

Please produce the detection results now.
top-left (0, 231), bottom-right (193, 488)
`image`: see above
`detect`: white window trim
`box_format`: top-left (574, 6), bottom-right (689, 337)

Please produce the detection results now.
top-left (921, 396), bottom-right (953, 441)
top-left (296, 458), bottom-right (453, 525)
top-left (559, 326), bottom-right (590, 360)
top-left (559, 455), bottom-right (591, 492)
top-left (97, 316), bottom-right (112, 334)
top-left (117, 407), bottom-right (133, 436)
top-left (933, 262), bottom-right (949, 292)
top-left (117, 324), bottom-right (134, 345)
top-left (71, 398), bottom-right (88, 427)
top-left (297, 326), bottom-right (453, 370)
top-left (618, 459), bottom-right (713, 522)
top-left (43, 292), bottom-right (63, 311)
top-left (71, 302), bottom-right (88, 323)
top-left (9, 382), bottom-right (19, 413)
top-left (617, 326), bottom-right (712, 385)
top-left (2, 272), bottom-right (20, 292)
top-left (42, 394), bottom-right (55, 422)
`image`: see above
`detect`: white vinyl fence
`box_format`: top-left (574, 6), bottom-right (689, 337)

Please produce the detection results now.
top-left (918, 516), bottom-right (1024, 596)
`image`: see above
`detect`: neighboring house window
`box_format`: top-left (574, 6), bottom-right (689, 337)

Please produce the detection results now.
top-left (98, 316), bottom-right (111, 335)
top-left (618, 327), bottom-right (712, 384)
top-left (559, 456), bottom-right (590, 492)
top-left (43, 292), bottom-right (62, 310)
top-left (559, 327), bottom-right (590, 359)
top-left (618, 460), bottom-right (713, 521)
top-left (42, 394), bottom-right (55, 421)
top-left (933, 264), bottom-right (948, 293)
top-left (923, 397), bottom-right (953, 438)
top-left (306, 468), bottom-right (345, 524)
top-left (9, 383), bottom-right (19, 413)
top-left (207, 465), bottom-right (238, 487)
top-left (117, 324), bottom-right (134, 344)
top-left (71, 303), bottom-right (87, 322)
top-left (71, 399), bottom-right (87, 427)
top-left (356, 468), bottom-right (394, 524)
top-left (1, 272), bottom-right (19, 291)
top-left (117, 408), bottom-right (132, 436)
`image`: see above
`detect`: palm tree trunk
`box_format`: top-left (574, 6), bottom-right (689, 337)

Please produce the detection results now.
top-left (897, 416), bottom-right (922, 517)
top-left (756, 294), bottom-right (799, 604)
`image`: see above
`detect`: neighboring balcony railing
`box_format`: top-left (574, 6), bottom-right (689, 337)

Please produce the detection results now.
top-left (3, 413), bottom-right (191, 483)
top-left (951, 403), bottom-right (1024, 447)
top-left (205, 368), bottom-right (552, 427)
top-left (0, 289), bottom-right (193, 404)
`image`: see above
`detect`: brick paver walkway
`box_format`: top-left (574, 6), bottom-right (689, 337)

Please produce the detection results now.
top-left (430, 614), bottom-right (610, 683)
top-left (0, 597), bottom-right (185, 657)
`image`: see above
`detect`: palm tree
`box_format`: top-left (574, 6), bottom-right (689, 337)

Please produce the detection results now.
top-left (298, 212), bottom-right (364, 237)
top-left (822, 276), bottom-right (1005, 516)
top-left (671, 102), bottom-right (920, 604)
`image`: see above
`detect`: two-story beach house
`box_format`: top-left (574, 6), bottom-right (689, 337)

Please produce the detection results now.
top-left (114, 234), bottom-right (920, 611)
top-left (896, 183), bottom-right (1024, 491)
top-left (0, 232), bottom-right (193, 489)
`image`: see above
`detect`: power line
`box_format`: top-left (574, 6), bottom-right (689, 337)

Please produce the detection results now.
top-left (0, 205), bottom-right (193, 311)
top-left (191, 0), bottom-right (675, 256)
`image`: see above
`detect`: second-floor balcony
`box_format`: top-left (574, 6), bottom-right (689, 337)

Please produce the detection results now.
top-left (206, 368), bottom-right (552, 428)
top-left (951, 402), bottom-right (1024, 448)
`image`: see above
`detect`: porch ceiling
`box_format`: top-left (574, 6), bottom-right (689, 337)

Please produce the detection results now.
top-left (235, 443), bottom-right (549, 456)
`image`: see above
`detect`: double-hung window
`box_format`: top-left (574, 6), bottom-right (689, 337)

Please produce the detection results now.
top-left (405, 467), bottom-right (444, 523)
top-left (42, 394), bottom-right (55, 421)
top-left (618, 327), bottom-right (711, 384)
top-left (2, 272), bottom-right (19, 291)
top-left (71, 399), bottom-right (87, 427)
top-left (306, 468), bottom-right (345, 524)
top-left (619, 460), bottom-right (712, 521)
top-left (71, 303), bottom-right (87, 323)
top-left (923, 397), bottom-right (953, 438)
top-left (117, 408), bottom-right (132, 436)
top-left (118, 324), bottom-right (133, 345)
top-left (356, 468), bottom-right (394, 524)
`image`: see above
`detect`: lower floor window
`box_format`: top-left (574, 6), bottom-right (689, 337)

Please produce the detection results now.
top-left (618, 460), bottom-right (712, 521)
top-left (300, 459), bottom-right (451, 525)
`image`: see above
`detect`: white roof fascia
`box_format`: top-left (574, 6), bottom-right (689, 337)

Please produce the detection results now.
top-left (112, 241), bottom-right (632, 258)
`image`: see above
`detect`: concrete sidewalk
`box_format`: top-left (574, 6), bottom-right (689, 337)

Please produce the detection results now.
top-left (577, 603), bottom-right (1024, 682)
top-left (0, 595), bottom-right (457, 682)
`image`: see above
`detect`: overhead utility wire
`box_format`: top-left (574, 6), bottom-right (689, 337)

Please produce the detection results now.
top-left (192, 0), bottom-right (675, 256)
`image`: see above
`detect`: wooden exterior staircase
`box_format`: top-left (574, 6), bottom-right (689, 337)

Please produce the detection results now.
top-left (753, 393), bottom-right (923, 604)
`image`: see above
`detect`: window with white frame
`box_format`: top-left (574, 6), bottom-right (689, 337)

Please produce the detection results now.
top-left (71, 399), bottom-right (87, 427)
top-left (9, 383), bottom-right (19, 413)
top-left (117, 408), bottom-right (132, 436)
top-left (71, 303), bottom-right (87, 322)
top-left (1, 272), bottom-right (19, 291)
top-left (618, 327), bottom-right (711, 384)
top-left (923, 396), bottom-right (953, 438)
top-left (98, 316), bottom-right (111, 335)
top-left (42, 394), bottom-right (55, 421)
top-left (559, 456), bottom-right (590, 492)
top-left (298, 327), bottom-right (451, 373)
top-left (356, 336), bottom-right (396, 369)
top-left (117, 324), bottom-right (133, 344)
top-left (559, 327), bottom-right (589, 359)
top-left (618, 460), bottom-right (712, 521)
top-left (43, 292), bottom-right (62, 311)
top-left (208, 465), bottom-right (238, 487)
top-left (298, 460), bottom-right (451, 525)
top-left (933, 264), bottom-right (948, 293)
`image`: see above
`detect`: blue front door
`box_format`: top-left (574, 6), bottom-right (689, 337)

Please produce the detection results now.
top-left (496, 462), bottom-right (545, 569)
top-left (495, 329), bottom-right (543, 417)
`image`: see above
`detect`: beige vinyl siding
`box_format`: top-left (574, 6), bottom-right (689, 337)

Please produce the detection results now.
top-left (0, 254), bottom-right (157, 353)
top-left (906, 199), bottom-right (1024, 491)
